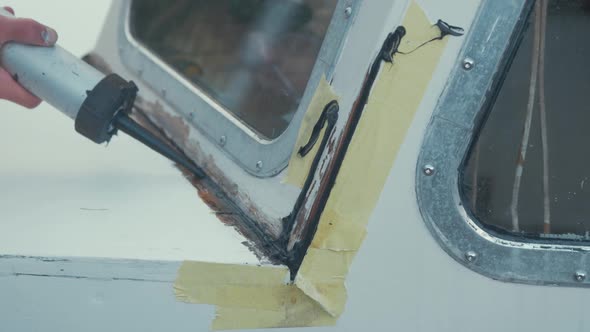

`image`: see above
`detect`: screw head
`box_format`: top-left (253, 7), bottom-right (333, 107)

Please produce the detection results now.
top-left (256, 161), bottom-right (263, 172)
top-left (423, 165), bottom-right (435, 176)
top-left (344, 6), bottom-right (352, 17)
top-left (465, 251), bottom-right (478, 263)
top-left (575, 270), bottom-right (586, 282)
top-left (219, 135), bottom-right (227, 147)
top-left (463, 57), bottom-right (475, 70)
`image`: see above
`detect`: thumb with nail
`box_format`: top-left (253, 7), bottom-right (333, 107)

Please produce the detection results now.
top-left (0, 6), bottom-right (59, 108)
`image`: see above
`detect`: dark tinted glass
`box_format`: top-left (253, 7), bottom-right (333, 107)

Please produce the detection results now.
top-left (462, 0), bottom-right (590, 240)
top-left (130, 0), bottom-right (338, 139)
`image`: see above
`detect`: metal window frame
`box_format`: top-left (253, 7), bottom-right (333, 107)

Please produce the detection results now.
top-left (117, 0), bottom-right (360, 177)
top-left (416, 0), bottom-right (590, 287)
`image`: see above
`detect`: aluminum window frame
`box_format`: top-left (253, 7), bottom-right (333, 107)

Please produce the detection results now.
top-left (117, 0), bottom-right (360, 177)
top-left (416, 0), bottom-right (590, 287)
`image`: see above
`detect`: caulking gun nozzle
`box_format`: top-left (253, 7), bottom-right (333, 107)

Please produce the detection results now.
top-left (113, 114), bottom-right (205, 179)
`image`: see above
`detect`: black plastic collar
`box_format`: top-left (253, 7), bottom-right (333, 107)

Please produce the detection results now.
top-left (75, 73), bottom-right (138, 144)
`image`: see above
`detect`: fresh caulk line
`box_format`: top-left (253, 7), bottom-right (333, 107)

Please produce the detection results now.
top-left (384, 20), bottom-right (464, 61)
top-left (131, 105), bottom-right (288, 264)
top-left (297, 100), bottom-right (339, 157)
top-left (283, 25), bottom-right (413, 273)
top-left (280, 101), bottom-right (340, 262)
top-left (381, 26), bottom-right (406, 63)
top-left (286, 23), bottom-right (465, 277)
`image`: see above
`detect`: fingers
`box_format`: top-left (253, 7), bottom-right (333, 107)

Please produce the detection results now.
top-left (0, 67), bottom-right (41, 108)
top-left (0, 8), bottom-right (54, 109)
top-left (0, 16), bottom-right (58, 46)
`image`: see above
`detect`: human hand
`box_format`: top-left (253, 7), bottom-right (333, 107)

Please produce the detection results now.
top-left (0, 6), bottom-right (58, 108)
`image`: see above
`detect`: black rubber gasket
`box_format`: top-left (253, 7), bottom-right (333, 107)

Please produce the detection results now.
top-left (75, 73), bottom-right (138, 144)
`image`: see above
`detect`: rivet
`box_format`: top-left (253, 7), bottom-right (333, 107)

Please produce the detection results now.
top-left (344, 6), bottom-right (352, 17)
top-left (574, 270), bottom-right (586, 282)
top-left (465, 251), bottom-right (478, 263)
top-left (462, 57), bottom-right (475, 70)
top-left (256, 161), bottom-right (263, 172)
top-left (219, 135), bottom-right (227, 147)
top-left (423, 165), bottom-right (435, 176)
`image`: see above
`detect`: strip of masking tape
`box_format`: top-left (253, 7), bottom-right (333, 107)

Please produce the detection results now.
top-left (174, 2), bottom-right (451, 329)
top-left (294, 3), bottom-right (450, 316)
top-left (175, 261), bottom-right (336, 330)
top-left (284, 76), bottom-right (338, 188)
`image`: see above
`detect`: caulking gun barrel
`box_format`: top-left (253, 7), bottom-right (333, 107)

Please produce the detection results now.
top-left (0, 6), bottom-right (117, 140)
top-left (1, 43), bottom-right (104, 120)
top-left (0, 9), bottom-right (205, 178)
top-left (0, 31), bottom-right (138, 145)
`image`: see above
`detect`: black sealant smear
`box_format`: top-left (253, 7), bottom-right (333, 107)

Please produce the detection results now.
top-left (382, 26), bottom-right (407, 63)
top-left (297, 100), bottom-right (339, 157)
top-left (131, 106), bottom-right (290, 264)
top-left (286, 21), bottom-right (465, 278)
top-left (285, 32), bottom-right (397, 278)
top-left (279, 101), bottom-right (339, 255)
top-left (398, 19), bottom-right (465, 55)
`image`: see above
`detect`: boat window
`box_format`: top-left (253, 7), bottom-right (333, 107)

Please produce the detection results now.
top-left (462, 0), bottom-right (590, 240)
top-left (129, 0), bottom-right (338, 140)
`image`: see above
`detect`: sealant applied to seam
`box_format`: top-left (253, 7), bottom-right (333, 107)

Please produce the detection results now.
top-left (292, 2), bottom-right (456, 319)
top-left (173, 2), bottom-right (455, 329)
top-left (285, 76), bottom-right (339, 189)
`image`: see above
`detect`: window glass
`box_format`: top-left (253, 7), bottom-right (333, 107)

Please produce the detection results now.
top-left (462, 0), bottom-right (590, 239)
top-left (130, 0), bottom-right (338, 139)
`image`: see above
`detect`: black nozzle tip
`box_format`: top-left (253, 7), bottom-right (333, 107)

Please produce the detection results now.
top-left (113, 114), bottom-right (206, 179)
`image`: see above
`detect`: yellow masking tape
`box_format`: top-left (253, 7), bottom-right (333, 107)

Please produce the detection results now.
top-left (293, 3), bottom-right (449, 318)
top-left (175, 261), bottom-right (336, 330)
top-left (175, 2), bottom-right (451, 329)
top-left (212, 289), bottom-right (337, 330)
top-left (175, 262), bottom-right (290, 311)
top-left (285, 76), bottom-right (338, 188)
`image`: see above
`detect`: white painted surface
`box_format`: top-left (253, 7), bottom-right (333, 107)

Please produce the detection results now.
top-left (0, 0), bottom-right (258, 264)
top-left (0, 275), bottom-right (214, 332)
top-left (93, 1), bottom-right (300, 231)
top-left (342, 1), bottom-right (590, 331)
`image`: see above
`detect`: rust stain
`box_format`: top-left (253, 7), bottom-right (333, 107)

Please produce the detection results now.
top-left (131, 96), bottom-right (285, 262)
top-left (187, 137), bottom-right (281, 239)
top-left (136, 99), bottom-right (191, 148)
top-left (136, 97), bottom-right (281, 237)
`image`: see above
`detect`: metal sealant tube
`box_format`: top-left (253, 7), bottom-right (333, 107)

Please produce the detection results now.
top-left (0, 8), bottom-right (104, 119)
top-left (1, 43), bottom-right (104, 120)
top-left (0, 10), bottom-right (205, 178)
